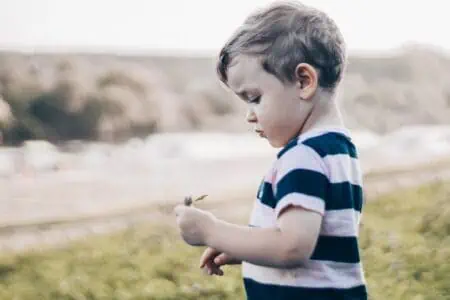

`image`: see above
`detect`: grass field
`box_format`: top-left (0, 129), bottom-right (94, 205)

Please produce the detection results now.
top-left (0, 181), bottom-right (449, 299)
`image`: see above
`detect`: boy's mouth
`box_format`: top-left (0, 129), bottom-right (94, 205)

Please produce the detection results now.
top-left (255, 129), bottom-right (266, 138)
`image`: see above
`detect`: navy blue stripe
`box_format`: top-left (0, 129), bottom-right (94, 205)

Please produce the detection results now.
top-left (277, 137), bottom-right (299, 158)
top-left (326, 182), bottom-right (363, 212)
top-left (258, 181), bottom-right (276, 209)
top-left (311, 235), bottom-right (360, 263)
top-left (275, 169), bottom-right (363, 212)
top-left (244, 278), bottom-right (367, 300)
top-left (303, 132), bottom-right (358, 158)
top-left (276, 169), bottom-right (328, 207)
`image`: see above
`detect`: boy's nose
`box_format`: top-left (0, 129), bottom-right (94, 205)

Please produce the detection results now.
top-left (246, 109), bottom-right (257, 123)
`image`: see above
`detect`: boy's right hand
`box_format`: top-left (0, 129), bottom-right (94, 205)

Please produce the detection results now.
top-left (199, 247), bottom-right (240, 276)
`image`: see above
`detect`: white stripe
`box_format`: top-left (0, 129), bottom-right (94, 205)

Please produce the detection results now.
top-left (321, 209), bottom-right (361, 237)
top-left (275, 193), bottom-right (325, 217)
top-left (275, 144), bottom-right (328, 185)
top-left (264, 166), bottom-right (277, 182)
top-left (242, 260), bottom-right (365, 289)
top-left (250, 199), bottom-right (276, 228)
top-left (323, 154), bottom-right (363, 186)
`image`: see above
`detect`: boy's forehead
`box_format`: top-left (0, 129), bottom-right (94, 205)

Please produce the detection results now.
top-left (227, 55), bottom-right (263, 92)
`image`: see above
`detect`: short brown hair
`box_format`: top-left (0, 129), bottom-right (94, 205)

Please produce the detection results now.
top-left (217, 1), bottom-right (347, 90)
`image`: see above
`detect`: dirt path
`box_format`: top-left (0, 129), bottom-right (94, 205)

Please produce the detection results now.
top-left (1, 159), bottom-right (450, 254)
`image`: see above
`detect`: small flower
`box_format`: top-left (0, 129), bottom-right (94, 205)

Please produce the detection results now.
top-left (184, 194), bottom-right (208, 206)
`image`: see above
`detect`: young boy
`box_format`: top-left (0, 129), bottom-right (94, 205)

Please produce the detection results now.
top-left (174, 1), bottom-right (368, 299)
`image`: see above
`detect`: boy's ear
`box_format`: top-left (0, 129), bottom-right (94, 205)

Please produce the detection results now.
top-left (294, 63), bottom-right (318, 101)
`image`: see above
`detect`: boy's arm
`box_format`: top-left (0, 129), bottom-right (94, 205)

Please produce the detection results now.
top-left (176, 145), bottom-right (326, 268)
top-left (206, 206), bottom-right (322, 268)
top-left (207, 145), bottom-right (328, 268)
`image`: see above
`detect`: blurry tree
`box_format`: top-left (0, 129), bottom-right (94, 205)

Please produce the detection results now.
top-left (0, 45), bottom-right (450, 144)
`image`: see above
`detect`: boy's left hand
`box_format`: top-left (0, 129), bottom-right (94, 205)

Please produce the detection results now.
top-left (174, 205), bottom-right (216, 246)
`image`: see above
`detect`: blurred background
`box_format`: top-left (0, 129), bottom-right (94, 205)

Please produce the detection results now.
top-left (0, 1), bottom-right (449, 299)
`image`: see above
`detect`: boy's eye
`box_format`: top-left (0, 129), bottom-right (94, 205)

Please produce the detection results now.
top-left (248, 96), bottom-right (261, 104)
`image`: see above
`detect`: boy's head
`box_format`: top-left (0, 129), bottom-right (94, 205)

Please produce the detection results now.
top-left (216, 1), bottom-right (347, 147)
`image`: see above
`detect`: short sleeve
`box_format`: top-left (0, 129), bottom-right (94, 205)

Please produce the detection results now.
top-left (274, 144), bottom-right (329, 218)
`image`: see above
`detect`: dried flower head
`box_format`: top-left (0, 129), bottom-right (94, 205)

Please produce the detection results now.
top-left (184, 194), bottom-right (208, 206)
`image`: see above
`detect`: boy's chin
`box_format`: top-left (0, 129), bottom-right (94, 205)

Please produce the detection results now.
top-left (266, 138), bottom-right (285, 148)
top-left (266, 135), bottom-right (297, 148)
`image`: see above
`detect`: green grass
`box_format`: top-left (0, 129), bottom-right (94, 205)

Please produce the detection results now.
top-left (1, 181), bottom-right (449, 300)
top-left (360, 181), bottom-right (450, 300)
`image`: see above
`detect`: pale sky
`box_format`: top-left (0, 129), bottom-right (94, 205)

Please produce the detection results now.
top-left (0, 0), bottom-right (448, 55)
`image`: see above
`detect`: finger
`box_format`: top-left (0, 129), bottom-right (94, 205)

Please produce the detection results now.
top-left (203, 262), bottom-right (214, 275)
top-left (211, 265), bottom-right (224, 276)
top-left (214, 253), bottom-right (229, 266)
top-left (202, 266), bottom-right (209, 275)
top-left (200, 248), bottom-right (213, 266)
top-left (204, 260), bottom-right (216, 273)
top-left (203, 260), bottom-right (218, 274)
top-left (200, 248), bottom-right (214, 268)
top-left (205, 263), bottom-right (223, 276)
top-left (199, 248), bottom-right (219, 268)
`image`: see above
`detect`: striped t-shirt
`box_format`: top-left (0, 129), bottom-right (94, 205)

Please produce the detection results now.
top-left (243, 128), bottom-right (367, 300)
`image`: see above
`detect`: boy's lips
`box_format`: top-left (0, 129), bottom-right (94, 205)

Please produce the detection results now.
top-left (255, 129), bottom-right (266, 137)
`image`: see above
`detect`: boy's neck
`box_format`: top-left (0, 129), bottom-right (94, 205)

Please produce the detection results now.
top-left (300, 89), bottom-right (344, 135)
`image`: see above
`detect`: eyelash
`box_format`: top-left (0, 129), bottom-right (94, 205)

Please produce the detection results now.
top-left (248, 96), bottom-right (261, 104)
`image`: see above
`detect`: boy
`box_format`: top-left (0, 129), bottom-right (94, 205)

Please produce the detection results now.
top-left (174, 1), bottom-right (368, 299)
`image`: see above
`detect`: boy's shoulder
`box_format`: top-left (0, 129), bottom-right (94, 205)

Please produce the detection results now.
top-left (277, 127), bottom-right (357, 161)
top-left (272, 127), bottom-right (364, 196)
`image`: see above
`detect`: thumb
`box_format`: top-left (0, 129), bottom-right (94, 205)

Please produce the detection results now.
top-left (214, 253), bottom-right (229, 266)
